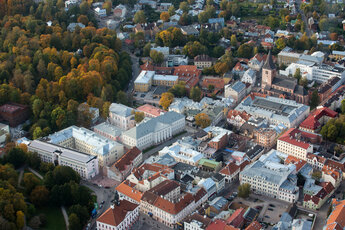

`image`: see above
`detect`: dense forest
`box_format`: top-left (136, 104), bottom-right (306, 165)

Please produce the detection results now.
top-left (0, 0), bottom-right (132, 229)
top-left (0, 0), bottom-right (132, 139)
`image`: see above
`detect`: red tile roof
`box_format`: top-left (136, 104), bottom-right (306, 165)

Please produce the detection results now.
top-left (227, 110), bottom-right (251, 122)
top-left (325, 159), bottom-right (345, 173)
top-left (300, 107), bottom-right (337, 131)
top-left (278, 128), bottom-right (311, 150)
top-left (173, 65), bottom-right (201, 89)
top-left (285, 155), bottom-right (307, 172)
top-left (245, 221), bottom-right (263, 230)
top-left (201, 77), bottom-right (225, 94)
top-left (137, 104), bottom-right (166, 117)
top-left (115, 180), bottom-right (143, 203)
top-left (111, 147), bottom-right (141, 172)
top-left (226, 208), bottom-right (245, 227)
top-left (219, 162), bottom-right (240, 176)
top-left (97, 200), bottom-right (138, 226)
top-left (325, 199), bottom-right (345, 230)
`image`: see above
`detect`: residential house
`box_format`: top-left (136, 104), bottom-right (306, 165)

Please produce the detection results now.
top-left (227, 110), bottom-right (251, 128)
top-left (324, 199), bottom-right (345, 230)
top-left (107, 147), bottom-right (142, 181)
top-left (181, 25), bottom-right (200, 36)
top-left (299, 106), bottom-right (337, 133)
top-left (194, 54), bottom-right (214, 69)
top-left (96, 199), bottom-right (139, 230)
top-left (224, 81), bottom-right (246, 102)
top-left (303, 182), bottom-right (334, 210)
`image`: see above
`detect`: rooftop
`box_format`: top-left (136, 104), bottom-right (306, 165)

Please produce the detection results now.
top-left (97, 200), bottom-right (138, 226)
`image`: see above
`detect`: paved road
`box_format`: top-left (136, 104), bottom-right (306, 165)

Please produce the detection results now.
top-left (28, 167), bottom-right (43, 179)
top-left (296, 0), bottom-right (312, 37)
top-left (61, 206), bottom-right (69, 230)
top-left (81, 181), bottom-right (115, 230)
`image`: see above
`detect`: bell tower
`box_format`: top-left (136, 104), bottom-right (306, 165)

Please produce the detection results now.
top-left (261, 51), bottom-right (276, 90)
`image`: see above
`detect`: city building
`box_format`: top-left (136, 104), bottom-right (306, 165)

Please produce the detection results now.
top-left (242, 69), bottom-right (257, 85)
top-left (277, 51), bottom-right (301, 66)
top-left (235, 94), bottom-right (310, 128)
top-left (324, 199), bottom-right (345, 230)
top-left (109, 103), bottom-right (135, 130)
top-left (122, 111), bottom-right (185, 150)
top-left (227, 110), bottom-right (251, 128)
top-left (140, 187), bottom-right (207, 228)
top-left (134, 70), bottom-right (155, 92)
top-left (0, 123), bottom-right (9, 144)
top-left (303, 182), bottom-right (334, 210)
top-left (173, 65), bottom-right (202, 90)
top-left (201, 77), bottom-right (225, 95)
top-left (107, 147), bottom-right (142, 181)
top-left (0, 103), bottom-right (30, 127)
top-left (181, 25), bottom-right (200, 36)
top-left (113, 4), bottom-right (127, 18)
top-left (151, 46), bottom-right (169, 57)
top-left (253, 128), bottom-right (277, 148)
top-left (194, 54), bottom-right (214, 69)
top-left (96, 199), bottom-right (139, 230)
top-left (93, 122), bottom-right (122, 141)
top-left (47, 126), bottom-right (124, 166)
top-left (219, 162), bottom-right (240, 182)
top-left (28, 140), bottom-right (99, 179)
top-left (136, 104), bottom-right (165, 117)
top-left (159, 140), bottom-right (204, 166)
top-left (277, 128), bottom-right (318, 160)
top-left (299, 106), bottom-right (337, 133)
top-left (116, 180), bottom-right (143, 204)
top-left (261, 51), bottom-right (309, 104)
top-left (280, 61), bottom-right (345, 83)
top-left (184, 213), bottom-right (211, 230)
top-left (224, 81), bottom-right (246, 102)
top-left (239, 151), bottom-right (299, 203)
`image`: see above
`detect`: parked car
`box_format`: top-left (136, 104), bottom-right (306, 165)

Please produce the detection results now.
top-left (269, 204), bottom-right (275, 207)
top-left (268, 208), bottom-right (274, 211)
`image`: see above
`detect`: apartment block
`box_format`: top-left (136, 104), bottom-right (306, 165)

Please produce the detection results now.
top-left (47, 126), bottom-right (124, 167)
top-left (28, 140), bottom-right (99, 179)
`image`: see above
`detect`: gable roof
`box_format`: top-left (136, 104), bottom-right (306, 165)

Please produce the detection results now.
top-left (325, 199), bottom-right (345, 230)
top-left (263, 50), bottom-right (276, 70)
top-left (97, 200), bottom-right (138, 226)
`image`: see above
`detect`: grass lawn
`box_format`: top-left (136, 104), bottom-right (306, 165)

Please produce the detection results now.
top-left (36, 206), bottom-right (66, 230)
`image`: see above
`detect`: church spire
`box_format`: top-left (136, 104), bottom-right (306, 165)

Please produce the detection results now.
top-left (263, 50), bottom-right (276, 70)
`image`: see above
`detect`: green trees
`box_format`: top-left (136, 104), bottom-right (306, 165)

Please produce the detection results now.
top-left (238, 183), bottom-right (251, 198)
top-left (30, 185), bottom-right (49, 207)
top-left (134, 10), bottom-right (146, 23)
top-left (150, 50), bottom-right (164, 65)
top-left (312, 171), bottom-right (322, 181)
top-left (3, 147), bottom-right (27, 169)
top-left (23, 173), bottom-right (41, 194)
top-left (237, 44), bottom-right (253, 59)
top-left (169, 82), bottom-right (187, 97)
top-left (190, 86), bottom-right (202, 102)
top-left (309, 90), bottom-right (320, 109)
top-left (134, 112), bottom-right (145, 123)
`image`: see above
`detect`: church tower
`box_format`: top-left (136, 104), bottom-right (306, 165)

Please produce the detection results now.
top-left (261, 51), bottom-right (276, 90)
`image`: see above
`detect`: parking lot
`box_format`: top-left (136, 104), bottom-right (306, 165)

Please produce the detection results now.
top-left (233, 193), bottom-right (290, 227)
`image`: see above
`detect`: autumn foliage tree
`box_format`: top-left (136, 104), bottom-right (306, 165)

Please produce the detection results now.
top-left (195, 113), bottom-right (211, 128)
top-left (159, 92), bottom-right (174, 110)
top-left (160, 12), bottom-right (170, 22)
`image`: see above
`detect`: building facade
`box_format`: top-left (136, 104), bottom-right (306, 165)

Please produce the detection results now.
top-left (28, 140), bottom-right (99, 179)
top-left (109, 103), bottom-right (135, 130)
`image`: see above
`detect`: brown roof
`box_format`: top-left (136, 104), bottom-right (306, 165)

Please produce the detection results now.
top-left (97, 200), bottom-right (138, 226)
top-left (154, 192), bottom-right (194, 215)
top-left (184, 213), bottom-right (211, 228)
top-left (245, 221), bottom-right (262, 230)
top-left (173, 65), bottom-right (201, 89)
top-left (227, 110), bottom-right (251, 121)
top-left (219, 162), bottom-right (240, 176)
top-left (148, 180), bottom-right (180, 196)
top-left (111, 147), bottom-right (141, 172)
top-left (194, 54), bottom-right (213, 62)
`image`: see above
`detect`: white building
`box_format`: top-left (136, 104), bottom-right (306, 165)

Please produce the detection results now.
top-left (94, 7), bottom-right (107, 17)
top-left (122, 111), bottom-right (185, 150)
top-left (109, 103), bottom-right (135, 130)
top-left (235, 95), bottom-right (310, 128)
top-left (47, 126), bottom-right (124, 167)
top-left (28, 140), bottom-right (99, 179)
top-left (0, 123), bottom-right (9, 144)
top-left (277, 128), bottom-right (314, 161)
top-left (241, 69), bottom-right (257, 85)
top-left (240, 150), bottom-right (299, 203)
top-left (224, 81), bottom-right (246, 102)
top-left (97, 200), bottom-right (139, 230)
top-left (159, 140), bottom-right (204, 166)
top-left (280, 61), bottom-right (345, 83)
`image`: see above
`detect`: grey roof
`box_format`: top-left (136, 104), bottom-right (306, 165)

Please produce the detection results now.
top-left (263, 50), bottom-right (276, 70)
top-left (230, 81), bottom-right (246, 93)
top-left (246, 145), bottom-right (264, 160)
top-left (123, 111), bottom-right (184, 139)
top-left (109, 103), bottom-right (133, 117)
top-left (29, 140), bottom-right (96, 163)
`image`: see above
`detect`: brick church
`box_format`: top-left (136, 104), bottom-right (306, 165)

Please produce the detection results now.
top-left (261, 51), bottom-right (309, 104)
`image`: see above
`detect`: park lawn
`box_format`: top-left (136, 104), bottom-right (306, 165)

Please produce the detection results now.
top-left (37, 206), bottom-right (66, 230)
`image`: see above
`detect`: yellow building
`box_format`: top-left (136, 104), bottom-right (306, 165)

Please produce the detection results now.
top-left (134, 71), bottom-right (154, 92)
top-left (152, 74), bottom-right (178, 87)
